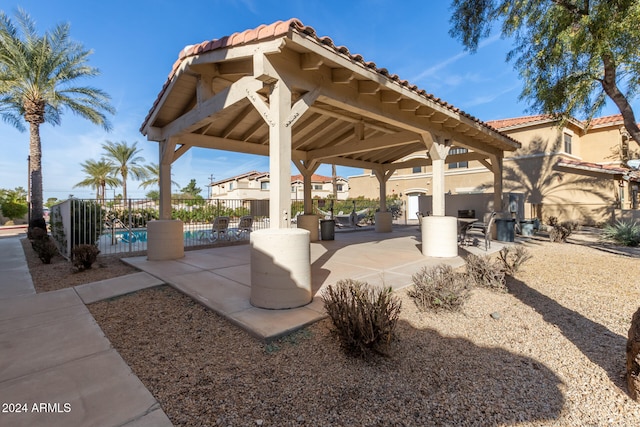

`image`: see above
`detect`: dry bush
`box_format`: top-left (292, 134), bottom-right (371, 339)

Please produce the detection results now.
top-left (548, 216), bottom-right (579, 243)
top-left (72, 244), bottom-right (101, 271)
top-left (408, 265), bottom-right (470, 312)
top-left (322, 279), bottom-right (401, 358)
top-left (465, 253), bottom-right (506, 292)
top-left (498, 246), bottom-right (533, 275)
top-left (28, 227), bottom-right (58, 264)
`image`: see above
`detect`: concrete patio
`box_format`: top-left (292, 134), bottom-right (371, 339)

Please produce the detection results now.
top-left (123, 225), bottom-right (510, 341)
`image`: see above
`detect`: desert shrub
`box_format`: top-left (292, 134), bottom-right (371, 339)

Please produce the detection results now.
top-left (498, 246), bottom-right (533, 275)
top-left (465, 254), bottom-right (506, 292)
top-left (72, 244), bottom-right (100, 271)
top-left (322, 279), bottom-right (401, 358)
top-left (407, 265), bottom-right (470, 312)
top-left (29, 228), bottom-right (58, 264)
top-left (602, 220), bottom-right (640, 247)
top-left (547, 216), bottom-right (579, 243)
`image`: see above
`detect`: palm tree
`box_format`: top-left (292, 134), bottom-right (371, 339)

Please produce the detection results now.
top-left (101, 140), bottom-right (148, 203)
top-left (0, 9), bottom-right (114, 223)
top-left (73, 159), bottom-right (120, 204)
top-left (138, 163), bottom-right (180, 190)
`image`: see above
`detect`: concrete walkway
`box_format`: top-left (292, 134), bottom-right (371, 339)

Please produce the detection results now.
top-left (0, 232), bottom-right (172, 427)
top-left (123, 225), bottom-right (510, 341)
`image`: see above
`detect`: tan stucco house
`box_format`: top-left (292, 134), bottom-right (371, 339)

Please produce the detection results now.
top-left (348, 113), bottom-right (640, 225)
top-left (210, 171), bottom-right (349, 200)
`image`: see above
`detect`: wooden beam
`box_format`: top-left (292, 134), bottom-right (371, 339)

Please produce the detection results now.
top-left (307, 131), bottom-right (420, 160)
top-left (179, 133), bottom-right (308, 161)
top-left (380, 90), bottom-right (402, 103)
top-left (300, 52), bottom-right (323, 70)
top-left (331, 68), bottom-right (354, 84)
top-left (161, 76), bottom-right (263, 139)
top-left (358, 80), bottom-right (380, 95)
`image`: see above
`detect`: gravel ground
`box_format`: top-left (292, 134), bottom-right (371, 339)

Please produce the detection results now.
top-left (22, 235), bottom-right (640, 426)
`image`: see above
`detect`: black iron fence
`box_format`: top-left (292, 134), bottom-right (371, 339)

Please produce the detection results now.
top-left (49, 197), bottom-right (402, 256)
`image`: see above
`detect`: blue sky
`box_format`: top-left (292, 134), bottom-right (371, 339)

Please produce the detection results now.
top-left (0, 0), bottom-right (629, 201)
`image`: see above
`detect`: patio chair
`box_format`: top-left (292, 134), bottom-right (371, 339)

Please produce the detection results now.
top-left (466, 211), bottom-right (497, 250)
top-left (235, 215), bottom-right (253, 240)
top-left (203, 216), bottom-right (230, 242)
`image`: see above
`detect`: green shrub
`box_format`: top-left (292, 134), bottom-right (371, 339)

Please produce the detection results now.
top-left (498, 246), bottom-right (533, 275)
top-left (408, 265), bottom-right (470, 312)
top-left (72, 244), bottom-right (100, 271)
top-left (29, 227), bottom-right (58, 264)
top-left (465, 254), bottom-right (506, 292)
top-left (602, 220), bottom-right (640, 246)
top-left (322, 279), bottom-right (401, 358)
top-left (0, 200), bottom-right (28, 220)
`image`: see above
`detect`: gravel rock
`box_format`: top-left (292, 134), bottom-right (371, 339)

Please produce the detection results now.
top-left (22, 235), bottom-right (640, 426)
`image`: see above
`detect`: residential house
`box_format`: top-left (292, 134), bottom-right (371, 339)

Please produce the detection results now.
top-left (210, 171), bottom-right (349, 201)
top-left (348, 114), bottom-right (640, 225)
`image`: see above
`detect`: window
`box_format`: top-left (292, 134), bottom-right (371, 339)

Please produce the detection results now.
top-left (412, 166), bottom-right (421, 174)
top-left (260, 181), bottom-right (269, 190)
top-left (228, 182), bottom-right (235, 190)
top-left (336, 184), bottom-right (343, 192)
top-left (564, 133), bottom-right (572, 154)
top-left (448, 147), bottom-right (468, 169)
top-left (313, 184), bottom-right (323, 190)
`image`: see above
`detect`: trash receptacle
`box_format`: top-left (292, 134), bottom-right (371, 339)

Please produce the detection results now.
top-left (320, 219), bottom-right (335, 241)
top-left (519, 220), bottom-right (535, 236)
top-left (495, 218), bottom-right (515, 242)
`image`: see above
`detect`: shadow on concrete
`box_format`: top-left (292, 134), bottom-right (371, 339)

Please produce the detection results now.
top-left (506, 275), bottom-right (628, 392)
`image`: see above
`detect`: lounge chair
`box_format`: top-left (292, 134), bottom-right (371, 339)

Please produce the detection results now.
top-left (235, 215), bottom-right (253, 240)
top-left (202, 216), bottom-right (230, 242)
top-left (466, 211), bottom-right (497, 250)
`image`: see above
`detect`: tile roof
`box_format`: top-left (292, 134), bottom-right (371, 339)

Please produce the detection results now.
top-left (587, 114), bottom-right (624, 128)
top-left (486, 115), bottom-right (556, 130)
top-left (556, 159), bottom-right (630, 176)
top-left (291, 174), bottom-right (344, 183)
top-left (142, 18), bottom-right (510, 138)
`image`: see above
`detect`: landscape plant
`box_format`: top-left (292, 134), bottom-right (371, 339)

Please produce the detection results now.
top-left (497, 246), bottom-right (533, 275)
top-left (408, 264), bottom-right (470, 312)
top-left (29, 226), bottom-right (58, 264)
top-left (71, 244), bottom-right (100, 271)
top-left (322, 279), bottom-right (401, 358)
top-left (548, 216), bottom-right (579, 243)
top-left (464, 253), bottom-right (506, 292)
top-left (602, 220), bottom-right (640, 247)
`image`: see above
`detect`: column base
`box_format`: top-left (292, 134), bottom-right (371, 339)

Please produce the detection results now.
top-left (297, 214), bottom-right (319, 242)
top-left (147, 220), bottom-right (184, 260)
top-left (422, 216), bottom-right (457, 257)
top-left (250, 228), bottom-right (312, 309)
top-left (375, 211), bottom-right (393, 233)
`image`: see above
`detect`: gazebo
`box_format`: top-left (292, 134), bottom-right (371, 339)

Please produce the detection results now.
top-left (140, 19), bottom-right (520, 309)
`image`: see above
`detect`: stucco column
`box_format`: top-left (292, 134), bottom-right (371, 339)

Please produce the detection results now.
top-left (268, 80), bottom-right (293, 229)
top-left (374, 168), bottom-right (394, 232)
top-left (429, 140), bottom-right (451, 216)
top-left (158, 138), bottom-right (176, 220)
top-left (295, 160), bottom-right (320, 241)
top-left (490, 154), bottom-right (504, 212)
